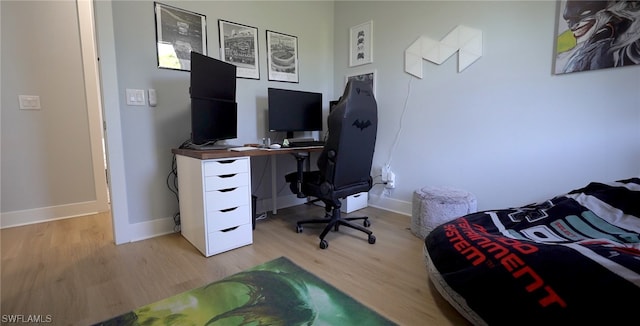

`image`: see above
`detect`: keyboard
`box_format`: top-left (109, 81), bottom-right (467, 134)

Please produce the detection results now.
top-left (229, 146), bottom-right (258, 152)
top-left (287, 141), bottom-right (325, 148)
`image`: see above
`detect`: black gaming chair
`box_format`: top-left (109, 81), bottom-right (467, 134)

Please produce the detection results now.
top-left (285, 80), bottom-right (378, 249)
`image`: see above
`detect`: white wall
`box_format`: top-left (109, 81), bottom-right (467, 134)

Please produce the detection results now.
top-left (334, 1), bottom-right (639, 212)
top-left (1, 0), bottom-right (108, 227)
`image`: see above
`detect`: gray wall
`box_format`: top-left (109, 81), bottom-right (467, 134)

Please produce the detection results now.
top-left (334, 1), bottom-right (640, 211)
top-left (108, 1), bottom-right (335, 224)
top-left (1, 1), bottom-right (96, 214)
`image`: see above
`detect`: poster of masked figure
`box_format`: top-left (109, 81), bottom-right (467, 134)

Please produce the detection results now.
top-left (554, 0), bottom-right (640, 74)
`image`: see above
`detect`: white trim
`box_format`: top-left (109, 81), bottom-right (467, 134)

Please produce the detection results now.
top-left (257, 194), bottom-right (308, 215)
top-left (77, 0), bottom-right (110, 213)
top-left (129, 217), bottom-right (177, 242)
top-left (95, 0), bottom-right (131, 244)
top-left (123, 194), bottom-right (305, 243)
top-left (368, 194), bottom-right (412, 216)
top-left (0, 201), bottom-right (101, 229)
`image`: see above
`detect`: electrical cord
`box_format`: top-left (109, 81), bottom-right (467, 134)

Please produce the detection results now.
top-left (167, 139), bottom-right (190, 232)
top-left (167, 154), bottom-right (179, 202)
top-left (371, 174), bottom-right (388, 188)
top-left (386, 75), bottom-right (414, 167)
top-left (251, 156), bottom-right (270, 196)
top-left (166, 155), bottom-right (181, 232)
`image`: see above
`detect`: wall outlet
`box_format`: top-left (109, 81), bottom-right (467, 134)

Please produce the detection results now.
top-left (19, 95), bottom-right (41, 110)
top-left (381, 165), bottom-right (391, 182)
top-left (385, 171), bottom-right (396, 189)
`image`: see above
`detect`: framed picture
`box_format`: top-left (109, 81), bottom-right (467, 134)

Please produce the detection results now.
top-left (346, 70), bottom-right (376, 97)
top-left (218, 20), bottom-right (259, 79)
top-left (266, 30), bottom-right (299, 83)
top-left (554, 0), bottom-right (640, 74)
top-left (154, 2), bottom-right (207, 71)
top-left (349, 20), bottom-right (373, 67)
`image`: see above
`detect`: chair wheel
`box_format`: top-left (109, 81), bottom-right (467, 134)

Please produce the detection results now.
top-left (319, 240), bottom-right (328, 249)
top-left (363, 219), bottom-right (371, 227)
top-left (368, 235), bottom-right (376, 244)
top-left (296, 225), bottom-right (303, 233)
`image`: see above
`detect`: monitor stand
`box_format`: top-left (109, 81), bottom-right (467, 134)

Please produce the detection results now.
top-left (188, 142), bottom-right (233, 150)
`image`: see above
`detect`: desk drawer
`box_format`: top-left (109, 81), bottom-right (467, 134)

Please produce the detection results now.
top-left (207, 223), bottom-right (252, 255)
top-left (205, 186), bottom-right (249, 211)
top-left (206, 205), bottom-right (251, 231)
top-left (204, 172), bottom-right (248, 191)
top-left (203, 158), bottom-right (248, 176)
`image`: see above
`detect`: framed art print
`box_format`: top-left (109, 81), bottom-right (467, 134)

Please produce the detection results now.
top-left (554, 0), bottom-right (640, 74)
top-left (154, 2), bottom-right (207, 71)
top-left (349, 20), bottom-right (373, 67)
top-left (266, 30), bottom-right (299, 83)
top-left (219, 20), bottom-right (260, 79)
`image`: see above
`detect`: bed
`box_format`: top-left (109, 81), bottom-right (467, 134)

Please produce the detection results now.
top-left (424, 178), bottom-right (640, 325)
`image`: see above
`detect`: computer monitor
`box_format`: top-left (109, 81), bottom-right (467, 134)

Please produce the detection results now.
top-left (190, 97), bottom-right (238, 145)
top-left (190, 51), bottom-right (236, 101)
top-left (189, 52), bottom-right (238, 147)
top-left (268, 88), bottom-right (323, 139)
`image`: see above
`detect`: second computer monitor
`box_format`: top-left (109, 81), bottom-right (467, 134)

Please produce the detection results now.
top-left (268, 88), bottom-right (323, 139)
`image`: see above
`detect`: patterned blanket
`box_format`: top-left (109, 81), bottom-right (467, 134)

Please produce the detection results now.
top-left (425, 178), bottom-right (640, 325)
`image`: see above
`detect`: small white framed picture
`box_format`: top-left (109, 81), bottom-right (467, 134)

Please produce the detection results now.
top-left (349, 20), bottom-right (373, 67)
top-left (345, 70), bottom-right (376, 97)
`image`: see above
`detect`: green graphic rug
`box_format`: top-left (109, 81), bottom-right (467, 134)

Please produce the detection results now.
top-left (96, 256), bottom-right (395, 325)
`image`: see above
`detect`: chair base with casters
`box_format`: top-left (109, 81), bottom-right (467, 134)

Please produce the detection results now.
top-left (295, 199), bottom-right (376, 249)
top-left (286, 171), bottom-right (376, 249)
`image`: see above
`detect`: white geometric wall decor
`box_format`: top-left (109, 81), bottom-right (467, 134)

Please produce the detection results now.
top-left (405, 25), bottom-right (483, 78)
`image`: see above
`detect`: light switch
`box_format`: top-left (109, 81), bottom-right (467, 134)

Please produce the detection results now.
top-left (126, 89), bottom-right (146, 106)
top-left (19, 95), bottom-right (41, 110)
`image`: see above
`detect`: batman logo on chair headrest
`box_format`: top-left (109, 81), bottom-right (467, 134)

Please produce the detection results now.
top-left (355, 87), bottom-right (372, 96)
top-left (352, 119), bottom-right (372, 130)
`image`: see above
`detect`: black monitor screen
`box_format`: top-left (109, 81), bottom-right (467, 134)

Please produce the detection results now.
top-left (191, 98), bottom-right (238, 145)
top-left (268, 88), bottom-right (322, 135)
top-left (190, 52), bottom-right (236, 101)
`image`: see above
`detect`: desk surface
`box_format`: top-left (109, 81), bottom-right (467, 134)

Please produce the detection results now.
top-left (172, 146), bottom-right (323, 160)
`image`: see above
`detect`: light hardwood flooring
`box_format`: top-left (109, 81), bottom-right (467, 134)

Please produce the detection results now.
top-left (1, 204), bottom-right (469, 325)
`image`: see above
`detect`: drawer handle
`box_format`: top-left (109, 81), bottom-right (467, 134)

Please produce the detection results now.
top-left (219, 187), bottom-right (237, 192)
top-left (221, 226), bottom-right (239, 232)
top-left (218, 160), bottom-right (236, 164)
top-left (220, 207), bottom-right (238, 213)
top-left (218, 174), bottom-right (237, 178)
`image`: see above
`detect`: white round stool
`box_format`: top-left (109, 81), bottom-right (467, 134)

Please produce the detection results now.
top-left (411, 186), bottom-right (477, 239)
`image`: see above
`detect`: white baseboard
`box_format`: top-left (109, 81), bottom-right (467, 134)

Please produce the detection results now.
top-left (368, 193), bottom-right (412, 216)
top-left (127, 194), bottom-right (307, 243)
top-left (255, 194), bottom-right (308, 214)
top-left (0, 201), bottom-right (104, 229)
top-left (128, 217), bottom-right (177, 242)
top-left (256, 193), bottom-right (412, 217)
top-left (0, 194), bottom-right (411, 244)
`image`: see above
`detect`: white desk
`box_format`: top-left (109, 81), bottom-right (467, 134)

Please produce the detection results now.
top-left (172, 146), bottom-right (322, 256)
top-left (172, 146), bottom-right (322, 214)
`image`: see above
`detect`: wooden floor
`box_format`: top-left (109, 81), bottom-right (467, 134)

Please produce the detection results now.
top-left (1, 204), bottom-right (469, 325)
